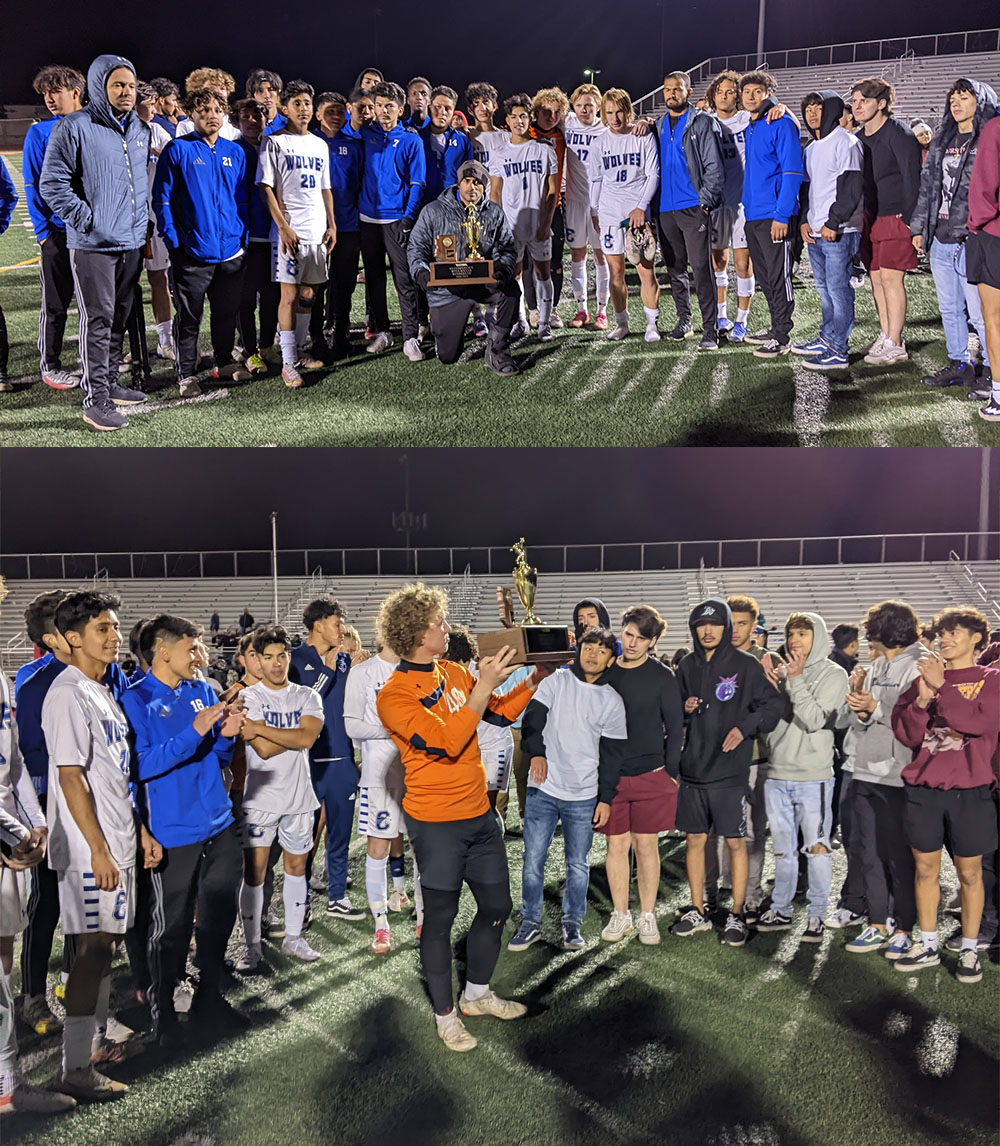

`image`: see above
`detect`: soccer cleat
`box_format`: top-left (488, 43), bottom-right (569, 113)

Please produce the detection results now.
top-left (260, 344), bottom-right (282, 365)
top-left (722, 912), bottom-right (748, 947)
top-left (802, 917), bottom-right (825, 944)
top-left (281, 935), bottom-right (320, 962)
top-left (458, 990), bottom-right (527, 1020)
top-left (644, 325), bottom-right (661, 343)
top-left (593, 312), bottom-right (609, 331)
top-left (717, 316), bottom-right (734, 335)
top-left (884, 932), bottom-right (914, 961)
top-left (402, 337), bottom-right (425, 362)
top-left (177, 376), bottom-right (202, 397)
top-left (637, 911), bottom-right (661, 945)
top-left (601, 910), bottom-right (635, 942)
top-left (83, 402), bottom-right (128, 431)
top-left (364, 324), bottom-right (375, 340)
top-left (436, 1011), bottom-right (478, 1052)
top-left (570, 309), bottom-right (590, 328)
top-left (537, 323), bottom-right (554, 343)
top-left (528, 308), bottom-right (540, 329)
top-left (979, 396), bottom-right (1000, 421)
top-left (107, 383), bottom-right (146, 405)
top-left (667, 321), bottom-right (694, 341)
top-left (58, 1066), bottom-right (128, 1103)
top-left (91, 1037), bottom-right (127, 1066)
top-left (156, 343), bottom-right (177, 361)
top-left (507, 921), bottom-right (541, 951)
top-left (326, 897), bottom-right (365, 920)
top-left (845, 925), bottom-right (892, 953)
top-left (473, 316), bottom-right (489, 338)
top-left (944, 930), bottom-right (992, 952)
top-left (371, 926), bottom-right (391, 955)
top-left (562, 922), bottom-right (584, 950)
top-left (743, 328), bottom-right (773, 345)
top-left (671, 906), bottom-right (712, 937)
top-left (550, 312), bottom-right (564, 328)
top-left (235, 944), bottom-right (262, 973)
top-left (246, 352), bottom-right (268, 375)
top-left (921, 360), bottom-right (970, 388)
top-left (22, 994), bottom-right (62, 1035)
top-left (366, 331), bottom-right (393, 354)
top-left (864, 337), bottom-right (908, 365)
top-left (697, 334), bottom-right (719, 352)
top-left (625, 227), bottom-right (645, 266)
top-left (826, 908), bottom-right (865, 930)
top-left (803, 350), bottom-right (849, 371)
top-left (510, 320), bottom-right (530, 339)
top-left (955, 948), bottom-right (983, 984)
top-left (894, 940), bottom-right (940, 973)
top-left (791, 337), bottom-right (828, 356)
top-left (606, 323), bottom-right (629, 342)
top-left (754, 908), bottom-right (793, 932)
top-left (388, 888), bottom-right (411, 912)
top-left (55, 981), bottom-right (67, 1000)
top-left (753, 338), bottom-right (791, 359)
top-left (212, 362), bottom-right (252, 383)
top-left (42, 369), bottom-right (80, 390)
top-left (281, 365), bottom-right (303, 389)
top-left (0, 1081), bottom-right (77, 1115)
top-left (296, 354), bottom-right (325, 371)
top-left (729, 321), bottom-right (748, 342)
top-left (641, 226), bottom-right (657, 261)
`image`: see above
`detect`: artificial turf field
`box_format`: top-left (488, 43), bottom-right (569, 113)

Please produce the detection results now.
top-left (1, 151), bottom-right (999, 448)
top-left (5, 828), bottom-right (997, 1146)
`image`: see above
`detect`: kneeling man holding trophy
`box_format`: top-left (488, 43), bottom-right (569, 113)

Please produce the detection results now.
top-left (407, 160), bottom-right (521, 376)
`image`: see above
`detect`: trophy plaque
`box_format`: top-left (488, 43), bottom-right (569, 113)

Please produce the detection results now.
top-left (427, 204), bottom-right (496, 286)
top-left (477, 539), bottom-right (572, 666)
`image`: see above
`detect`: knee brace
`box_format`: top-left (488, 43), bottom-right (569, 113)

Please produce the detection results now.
top-left (715, 270), bottom-right (729, 288)
top-left (737, 276), bottom-right (755, 297)
top-left (297, 295), bottom-right (315, 311)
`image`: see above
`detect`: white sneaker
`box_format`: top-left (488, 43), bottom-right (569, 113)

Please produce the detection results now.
top-left (235, 945), bottom-right (262, 972)
top-left (366, 331), bottom-right (393, 354)
top-left (458, 990), bottom-right (527, 1019)
top-left (637, 911), bottom-right (661, 945)
top-left (42, 369), bottom-right (81, 390)
top-left (0, 1079), bottom-right (77, 1114)
top-left (606, 324), bottom-right (629, 341)
top-left (173, 979), bottom-right (195, 1013)
top-left (864, 331), bottom-right (888, 358)
top-left (865, 336), bottom-right (908, 365)
top-left (309, 872), bottom-right (326, 892)
top-left (403, 337), bottom-right (425, 362)
top-left (436, 1011), bottom-right (478, 1052)
top-left (388, 888), bottom-right (411, 912)
top-left (281, 935), bottom-right (321, 962)
top-left (644, 326), bottom-right (661, 343)
top-left (601, 910), bottom-right (635, 942)
top-left (826, 908), bottom-right (865, 930)
top-left (537, 323), bottom-right (554, 342)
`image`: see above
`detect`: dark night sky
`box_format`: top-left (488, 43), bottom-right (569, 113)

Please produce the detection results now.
top-left (3, 3), bottom-right (997, 105)
top-left (0, 449), bottom-right (995, 556)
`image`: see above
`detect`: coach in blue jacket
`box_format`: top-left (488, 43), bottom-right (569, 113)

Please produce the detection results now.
top-left (153, 88), bottom-right (249, 395)
top-left (121, 615), bottom-right (245, 1044)
top-left (39, 53), bottom-right (149, 430)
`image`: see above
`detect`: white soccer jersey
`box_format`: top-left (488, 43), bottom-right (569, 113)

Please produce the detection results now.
top-left (176, 118), bottom-right (241, 142)
top-left (489, 138), bottom-right (558, 242)
top-left (343, 654), bottom-right (403, 789)
top-left (471, 129), bottom-right (510, 173)
top-left (468, 661), bottom-right (515, 755)
top-left (256, 131), bottom-right (332, 245)
top-left (42, 665), bottom-right (134, 872)
top-left (563, 113), bottom-right (608, 205)
top-left (242, 680), bottom-right (323, 816)
top-left (714, 109), bottom-right (752, 208)
top-left (0, 675), bottom-right (43, 833)
top-left (591, 131), bottom-right (660, 221)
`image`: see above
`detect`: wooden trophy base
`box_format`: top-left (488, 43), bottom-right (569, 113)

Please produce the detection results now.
top-left (476, 625), bottom-right (572, 666)
top-left (428, 258), bottom-right (496, 286)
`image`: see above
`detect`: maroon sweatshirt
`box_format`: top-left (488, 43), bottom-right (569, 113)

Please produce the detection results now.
top-left (968, 114), bottom-right (1000, 240)
top-left (891, 665), bottom-right (1000, 790)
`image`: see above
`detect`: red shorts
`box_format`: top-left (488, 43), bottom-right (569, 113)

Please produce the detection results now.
top-left (598, 767), bottom-right (678, 836)
top-left (860, 212), bottom-right (918, 273)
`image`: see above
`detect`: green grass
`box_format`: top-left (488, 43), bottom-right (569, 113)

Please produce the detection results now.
top-left (1, 150), bottom-right (998, 447)
top-left (6, 830), bottom-right (996, 1146)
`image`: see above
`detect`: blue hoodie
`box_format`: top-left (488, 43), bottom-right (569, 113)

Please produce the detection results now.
top-left (233, 136), bottom-right (272, 240)
top-left (315, 130), bottom-right (363, 232)
top-left (0, 158), bottom-right (16, 234)
top-left (742, 98), bottom-right (805, 225)
top-left (22, 118), bottom-right (66, 242)
top-left (359, 122), bottom-right (426, 222)
top-left (121, 673), bottom-right (235, 848)
top-left (38, 54), bottom-right (150, 252)
top-left (152, 132), bottom-right (248, 262)
top-left (419, 124), bottom-right (474, 204)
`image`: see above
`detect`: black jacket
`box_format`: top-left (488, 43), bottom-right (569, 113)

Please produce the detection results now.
top-left (572, 597), bottom-right (611, 642)
top-left (798, 90), bottom-right (864, 232)
top-left (651, 107), bottom-right (725, 211)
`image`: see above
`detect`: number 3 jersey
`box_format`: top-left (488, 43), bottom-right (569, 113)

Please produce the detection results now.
top-left (256, 130), bottom-right (331, 245)
top-left (41, 664), bottom-right (135, 871)
top-left (241, 680), bottom-right (323, 816)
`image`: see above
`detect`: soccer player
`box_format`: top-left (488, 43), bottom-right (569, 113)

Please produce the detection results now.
top-left (489, 93), bottom-right (558, 340)
top-left (420, 86), bottom-right (474, 202)
top-left (149, 78), bottom-right (185, 137)
top-left (892, 607), bottom-right (1000, 984)
top-left (967, 102), bottom-right (1000, 419)
top-left (465, 81), bottom-right (509, 339)
top-left (598, 606), bottom-right (683, 945)
top-left (121, 616), bottom-right (245, 1045)
top-left (41, 591), bottom-right (159, 1101)
top-left (246, 69), bottom-right (287, 135)
top-left (288, 598), bottom-right (362, 921)
top-left (175, 68), bottom-right (240, 141)
top-left (563, 83), bottom-right (611, 329)
top-left (850, 77), bottom-right (921, 365)
top-left (345, 87), bottom-right (376, 139)
top-left (375, 584), bottom-right (545, 1052)
top-left (237, 626), bottom-right (325, 969)
top-left (39, 54), bottom-right (150, 430)
top-left (528, 88), bottom-right (570, 324)
top-left (589, 89), bottom-right (660, 342)
top-left (153, 87), bottom-right (250, 397)
top-left (23, 65), bottom-right (85, 391)
top-left (355, 67), bottom-right (383, 93)
top-left (359, 81), bottom-right (426, 360)
top-left (404, 76), bottom-right (432, 131)
top-left (257, 80), bottom-right (336, 388)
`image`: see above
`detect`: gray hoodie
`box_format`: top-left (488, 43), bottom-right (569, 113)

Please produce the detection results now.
top-left (766, 613), bottom-right (849, 783)
top-left (846, 641), bottom-right (924, 787)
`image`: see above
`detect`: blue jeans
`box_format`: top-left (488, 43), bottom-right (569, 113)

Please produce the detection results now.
top-left (521, 787), bottom-right (597, 927)
top-left (764, 778), bottom-right (834, 917)
top-left (930, 238), bottom-right (991, 366)
top-left (806, 230), bottom-right (860, 356)
top-left (310, 758), bottom-right (358, 901)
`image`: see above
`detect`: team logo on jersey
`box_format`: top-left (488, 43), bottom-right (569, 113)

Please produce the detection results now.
top-left (955, 680), bottom-right (985, 701)
top-left (158, 706), bottom-right (172, 718)
top-left (304, 663), bottom-right (315, 671)
top-left (194, 156), bottom-right (205, 165)
top-left (338, 660), bottom-right (347, 673)
top-left (715, 675), bottom-right (738, 702)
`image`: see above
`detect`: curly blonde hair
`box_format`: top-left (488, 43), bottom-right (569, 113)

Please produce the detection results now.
top-left (377, 582), bottom-right (449, 658)
top-left (532, 86), bottom-right (570, 116)
top-left (185, 67), bottom-right (236, 96)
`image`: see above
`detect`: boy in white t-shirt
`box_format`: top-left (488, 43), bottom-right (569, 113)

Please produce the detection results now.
top-left (563, 84), bottom-right (611, 329)
top-left (508, 628), bottom-right (628, 952)
top-left (135, 82), bottom-right (176, 362)
top-left (237, 625), bottom-right (324, 969)
top-left (256, 80), bottom-right (336, 388)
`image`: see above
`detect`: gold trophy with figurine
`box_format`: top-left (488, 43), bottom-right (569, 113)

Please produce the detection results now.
top-left (427, 203), bottom-right (496, 286)
top-left (478, 538), bottom-right (571, 665)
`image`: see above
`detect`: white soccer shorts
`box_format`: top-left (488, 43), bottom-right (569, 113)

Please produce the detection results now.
top-left (272, 241), bottom-right (329, 285)
top-left (482, 744), bottom-right (514, 793)
top-left (711, 203), bottom-right (748, 251)
top-left (144, 227), bottom-right (171, 272)
top-left (57, 865), bottom-right (136, 936)
top-left (515, 234), bottom-right (553, 265)
top-left (564, 198), bottom-right (601, 251)
top-left (0, 866), bottom-right (29, 937)
top-left (357, 785), bottom-right (404, 839)
top-left (598, 218), bottom-right (628, 256)
top-left (240, 807), bottom-right (315, 854)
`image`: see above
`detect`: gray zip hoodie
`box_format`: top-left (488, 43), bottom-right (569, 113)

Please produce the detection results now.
top-left (847, 641), bottom-right (923, 787)
top-left (766, 613), bottom-right (849, 782)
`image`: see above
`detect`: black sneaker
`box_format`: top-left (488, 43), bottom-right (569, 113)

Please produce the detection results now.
top-left (670, 905), bottom-right (712, 937)
top-left (744, 903), bottom-right (761, 926)
top-left (743, 328), bottom-right (773, 345)
top-left (697, 334), bottom-right (719, 352)
top-left (753, 338), bottom-right (791, 359)
top-left (667, 321), bottom-right (694, 341)
top-left (754, 908), bottom-right (793, 931)
top-left (83, 402), bottom-right (129, 431)
top-left (955, 948), bottom-right (983, 984)
top-left (921, 359), bottom-right (968, 388)
top-left (944, 929), bottom-right (992, 953)
top-left (722, 912), bottom-right (748, 947)
top-left (107, 383), bottom-right (147, 405)
top-left (980, 395), bottom-right (1000, 422)
top-left (326, 897), bottom-right (365, 921)
top-left (969, 366), bottom-right (993, 401)
top-left (802, 917), bottom-right (825, 943)
top-left (893, 939), bottom-right (941, 972)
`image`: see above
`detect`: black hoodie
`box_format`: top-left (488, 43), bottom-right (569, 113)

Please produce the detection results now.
top-left (675, 598), bottom-right (784, 786)
top-left (572, 598), bottom-right (611, 642)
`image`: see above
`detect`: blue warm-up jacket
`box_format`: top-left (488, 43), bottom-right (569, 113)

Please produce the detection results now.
top-left (359, 123), bottom-right (426, 222)
top-left (419, 124), bottom-right (474, 204)
top-left (288, 644), bottom-right (354, 762)
top-left (742, 98), bottom-right (805, 225)
top-left (315, 129), bottom-right (363, 232)
top-left (22, 118), bottom-right (66, 242)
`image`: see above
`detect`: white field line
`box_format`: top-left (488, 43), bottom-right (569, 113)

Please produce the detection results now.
top-left (574, 345), bottom-right (627, 401)
top-left (709, 359), bottom-right (730, 406)
top-left (791, 363), bottom-right (830, 447)
top-left (651, 356), bottom-right (696, 415)
top-left (774, 927), bottom-right (834, 1061)
top-left (128, 390), bottom-right (231, 415)
top-left (612, 357), bottom-right (656, 410)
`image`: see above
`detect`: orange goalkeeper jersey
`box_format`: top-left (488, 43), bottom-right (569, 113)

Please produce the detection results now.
top-left (376, 658), bottom-right (533, 822)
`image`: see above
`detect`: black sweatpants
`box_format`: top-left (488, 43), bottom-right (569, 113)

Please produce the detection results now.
top-left (657, 206), bottom-right (718, 332)
top-left (309, 230), bottom-right (361, 352)
top-left (238, 241), bottom-right (280, 354)
top-left (428, 280), bottom-right (520, 364)
top-left (853, 780), bottom-right (916, 931)
top-left (836, 773), bottom-right (867, 916)
top-left (421, 881), bottom-right (512, 1014)
top-left (170, 248), bottom-right (245, 379)
top-left (360, 220), bottom-right (418, 340)
top-left (146, 822), bottom-right (242, 1034)
top-left (20, 792), bottom-right (62, 997)
top-left (0, 298), bottom-right (7, 377)
top-left (744, 218), bottom-right (795, 343)
top-left (67, 247), bottom-right (144, 406)
top-left (38, 229), bottom-right (76, 372)
top-left (523, 204), bottom-right (565, 310)
top-left (123, 860), bottom-right (153, 996)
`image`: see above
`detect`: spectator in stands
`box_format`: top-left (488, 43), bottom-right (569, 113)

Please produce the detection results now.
top-left (210, 609), bottom-right (220, 634)
top-left (912, 79), bottom-right (997, 393)
top-left (238, 607), bottom-right (255, 634)
top-left (966, 101), bottom-right (1000, 420)
top-left (910, 120), bottom-right (933, 164)
top-left (850, 77), bottom-right (922, 367)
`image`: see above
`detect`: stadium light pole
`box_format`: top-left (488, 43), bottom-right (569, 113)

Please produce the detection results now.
top-left (270, 511), bottom-right (279, 623)
top-left (756, 0), bottom-right (766, 64)
top-left (978, 447), bottom-right (991, 561)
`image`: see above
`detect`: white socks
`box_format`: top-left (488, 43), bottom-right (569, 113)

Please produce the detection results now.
top-left (537, 278), bottom-right (554, 326)
top-left (278, 330), bottom-right (297, 367)
top-left (62, 1014), bottom-right (95, 1074)
top-left (283, 873), bottom-right (308, 939)
top-left (517, 278), bottom-right (527, 325)
top-left (571, 260), bottom-right (587, 307)
top-left (464, 981), bottom-right (489, 1001)
top-left (643, 305), bottom-right (659, 331)
top-left (240, 881), bottom-right (264, 948)
top-left (366, 855), bottom-right (388, 921)
top-left (155, 320), bottom-right (173, 348)
top-left (737, 306), bottom-right (750, 325)
top-left (595, 263), bottom-right (610, 310)
top-left (614, 308), bottom-right (629, 331)
top-left (920, 930), bottom-right (939, 952)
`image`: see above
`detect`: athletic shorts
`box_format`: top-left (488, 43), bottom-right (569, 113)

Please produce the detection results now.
top-left (481, 741), bottom-right (514, 793)
top-left (403, 809), bottom-right (508, 892)
top-left (272, 241), bottom-right (329, 285)
top-left (598, 218), bottom-right (628, 256)
top-left (711, 203), bottom-right (748, 251)
top-left (240, 807), bottom-right (314, 854)
top-left (0, 865), bottom-right (29, 936)
top-left (903, 784), bottom-right (999, 857)
top-left (966, 230), bottom-right (1000, 290)
top-left (564, 197), bottom-right (601, 250)
top-left (57, 865), bottom-right (136, 935)
top-left (597, 767), bottom-right (679, 836)
top-left (144, 226), bottom-right (170, 273)
top-left (860, 213), bottom-right (918, 273)
top-left (675, 781), bottom-right (748, 838)
top-left (515, 235), bottom-right (553, 265)
top-left (357, 785), bottom-right (404, 839)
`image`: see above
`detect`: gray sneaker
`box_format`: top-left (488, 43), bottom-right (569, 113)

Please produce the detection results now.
top-left (177, 376), bottom-right (202, 397)
top-left (107, 383), bottom-right (146, 405)
top-left (83, 402), bottom-right (128, 431)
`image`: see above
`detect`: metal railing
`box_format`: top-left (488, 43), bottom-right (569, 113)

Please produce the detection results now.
top-left (948, 551), bottom-right (1000, 623)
